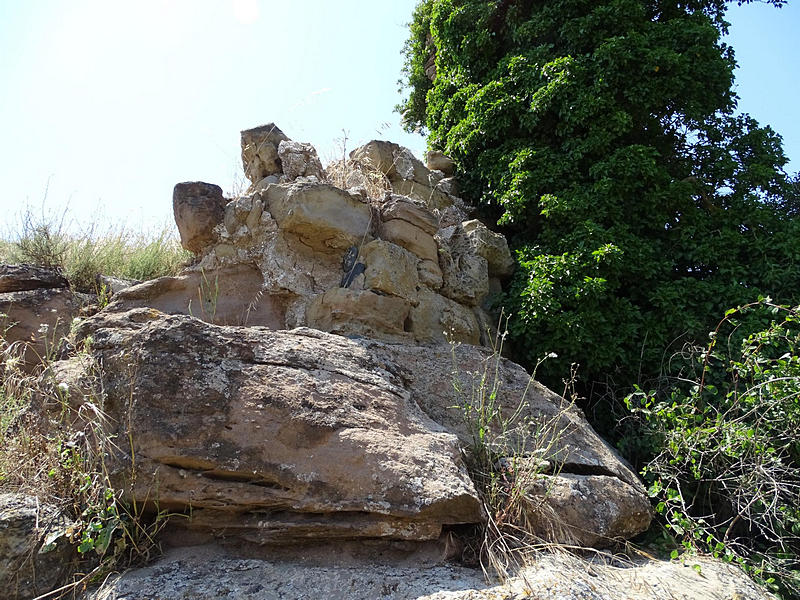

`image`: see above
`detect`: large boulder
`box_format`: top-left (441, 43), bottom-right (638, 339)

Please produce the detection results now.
top-left (63, 310), bottom-right (483, 545)
top-left (0, 493), bottom-right (75, 600)
top-left (172, 182), bottom-right (226, 254)
top-left (57, 308), bottom-right (650, 549)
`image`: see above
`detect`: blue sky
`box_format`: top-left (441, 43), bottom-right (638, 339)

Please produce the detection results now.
top-left (0, 0), bottom-right (797, 235)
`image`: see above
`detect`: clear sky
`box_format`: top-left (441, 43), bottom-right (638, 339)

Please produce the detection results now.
top-left (0, 0), bottom-right (797, 236)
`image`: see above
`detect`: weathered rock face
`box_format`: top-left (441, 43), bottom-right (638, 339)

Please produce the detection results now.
top-left (425, 150), bottom-right (455, 176)
top-left (0, 266), bottom-right (85, 371)
top-left (63, 310), bottom-right (482, 544)
top-left (277, 140), bottom-right (326, 182)
top-left (58, 308), bottom-right (650, 548)
top-left (0, 493), bottom-right (75, 600)
top-left (241, 123), bottom-right (290, 187)
top-left (59, 126), bottom-right (650, 551)
top-left (0, 264), bottom-right (68, 293)
top-left (173, 181), bottom-right (227, 253)
top-left (81, 545), bottom-right (777, 600)
top-left (113, 132), bottom-right (512, 347)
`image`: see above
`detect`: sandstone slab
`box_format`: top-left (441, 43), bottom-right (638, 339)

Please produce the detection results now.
top-left (380, 195), bottom-right (439, 235)
top-left (266, 183), bottom-right (373, 252)
top-left (105, 264), bottom-right (290, 328)
top-left (67, 310), bottom-right (482, 544)
top-left (306, 288), bottom-right (411, 340)
top-left (0, 264), bottom-right (68, 293)
top-left (406, 288), bottom-right (480, 346)
top-left (380, 219), bottom-right (439, 264)
top-left (360, 240), bottom-right (419, 304)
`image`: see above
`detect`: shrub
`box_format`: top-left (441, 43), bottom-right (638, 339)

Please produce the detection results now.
top-left (626, 300), bottom-right (800, 597)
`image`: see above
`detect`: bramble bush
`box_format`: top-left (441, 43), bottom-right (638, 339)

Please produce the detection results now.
top-left (625, 300), bottom-right (800, 597)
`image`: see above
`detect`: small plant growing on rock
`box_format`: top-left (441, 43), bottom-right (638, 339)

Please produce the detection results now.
top-left (451, 314), bottom-right (576, 581)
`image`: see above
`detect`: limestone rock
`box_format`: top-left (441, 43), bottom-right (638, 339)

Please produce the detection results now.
top-left (462, 219), bottom-right (514, 278)
top-left (241, 124), bottom-right (290, 183)
top-left (278, 140), bottom-right (326, 182)
top-left (436, 224), bottom-right (493, 306)
top-left (265, 183), bottom-right (373, 252)
top-left (439, 249), bottom-right (489, 307)
top-left (306, 288), bottom-right (411, 340)
top-left (350, 141), bottom-right (454, 211)
top-left (435, 176), bottom-right (459, 197)
top-left (380, 219), bottom-right (439, 264)
top-left (390, 179), bottom-right (453, 211)
top-left (0, 493), bottom-right (75, 600)
top-left (172, 182), bottom-right (227, 253)
top-left (417, 259), bottom-right (443, 290)
top-left (380, 195), bottom-right (439, 235)
top-left (524, 473), bottom-right (653, 546)
top-left (425, 150), bottom-right (455, 176)
top-left (224, 195), bottom-right (259, 235)
top-left (68, 310), bottom-right (482, 543)
top-left (349, 140), bottom-right (403, 178)
top-left (360, 240), bottom-right (419, 304)
top-left (406, 288), bottom-right (480, 346)
top-left (96, 274), bottom-right (141, 297)
top-left (0, 264), bottom-right (68, 293)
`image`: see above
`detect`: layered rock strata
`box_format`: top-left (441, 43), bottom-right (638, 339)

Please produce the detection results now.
top-left (134, 130), bottom-right (513, 347)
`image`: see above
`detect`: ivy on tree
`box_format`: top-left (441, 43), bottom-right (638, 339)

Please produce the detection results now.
top-left (400, 0), bottom-right (799, 409)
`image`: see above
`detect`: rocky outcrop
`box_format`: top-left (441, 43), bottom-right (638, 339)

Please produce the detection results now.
top-left (63, 309), bottom-right (483, 545)
top-left (0, 493), bottom-right (75, 600)
top-left (114, 130), bottom-right (514, 347)
top-left (3, 125), bottom-right (668, 598)
top-left (53, 307), bottom-right (650, 549)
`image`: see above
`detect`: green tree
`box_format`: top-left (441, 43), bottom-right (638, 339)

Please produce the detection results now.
top-left (400, 0), bottom-right (799, 422)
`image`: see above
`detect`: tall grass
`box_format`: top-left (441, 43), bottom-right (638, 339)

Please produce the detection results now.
top-left (2, 207), bottom-right (190, 292)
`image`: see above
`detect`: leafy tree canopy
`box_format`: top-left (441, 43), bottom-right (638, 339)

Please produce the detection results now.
top-left (400, 0), bottom-right (799, 413)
